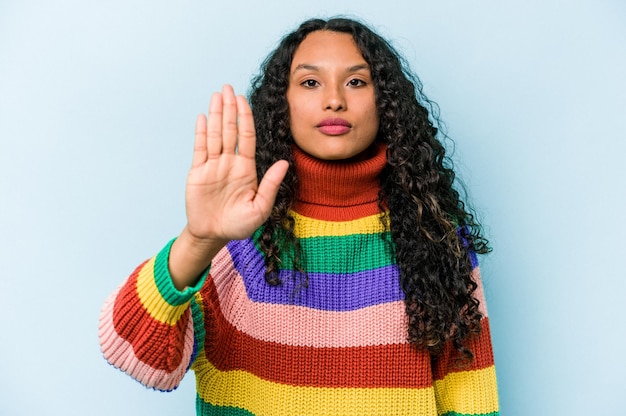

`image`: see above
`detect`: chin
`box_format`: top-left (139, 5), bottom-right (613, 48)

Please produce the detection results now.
top-left (295, 139), bottom-right (374, 161)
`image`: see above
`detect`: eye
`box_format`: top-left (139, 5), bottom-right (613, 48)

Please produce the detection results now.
top-left (301, 79), bottom-right (319, 88)
top-left (348, 78), bottom-right (366, 87)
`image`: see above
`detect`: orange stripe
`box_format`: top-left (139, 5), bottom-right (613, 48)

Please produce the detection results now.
top-left (112, 262), bottom-right (190, 372)
top-left (100, 285), bottom-right (195, 390)
top-left (431, 319), bottom-right (496, 381)
top-left (293, 200), bottom-right (382, 221)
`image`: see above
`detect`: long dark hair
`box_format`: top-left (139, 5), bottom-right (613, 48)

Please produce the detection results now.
top-left (249, 17), bottom-right (490, 359)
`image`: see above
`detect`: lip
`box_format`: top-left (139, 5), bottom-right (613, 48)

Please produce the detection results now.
top-left (316, 118), bottom-right (352, 135)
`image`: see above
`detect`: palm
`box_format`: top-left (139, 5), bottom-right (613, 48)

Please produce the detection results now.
top-left (185, 85), bottom-right (288, 242)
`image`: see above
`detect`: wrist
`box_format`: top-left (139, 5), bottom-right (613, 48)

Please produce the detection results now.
top-left (169, 227), bottom-right (226, 290)
top-left (180, 225), bottom-right (228, 255)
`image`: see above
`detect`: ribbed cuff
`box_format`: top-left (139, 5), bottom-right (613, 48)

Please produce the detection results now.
top-left (153, 238), bottom-right (210, 306)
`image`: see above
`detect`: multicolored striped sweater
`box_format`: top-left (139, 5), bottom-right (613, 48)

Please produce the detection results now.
top-left (99, 143), bottom-right (499, 415)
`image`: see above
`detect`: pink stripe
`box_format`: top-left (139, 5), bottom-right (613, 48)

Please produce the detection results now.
top-left (209, 249), bottom-right (409, 348)
top-left (98, 285), bottom-right (195, 391)
top-left (472, 268), bottom-right (489, 318)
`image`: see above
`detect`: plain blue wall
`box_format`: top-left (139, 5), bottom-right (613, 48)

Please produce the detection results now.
top-left (1, 1), bottom-right (624, 415)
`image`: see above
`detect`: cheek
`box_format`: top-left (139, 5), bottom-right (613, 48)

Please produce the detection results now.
top-left (367, 107), bottom-right (380, 135)
top-left (364, 95), bottom-right (379, 129)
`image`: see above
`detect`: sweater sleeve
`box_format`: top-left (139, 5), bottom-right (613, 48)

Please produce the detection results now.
top-left (431, 253), bottom-right (500, 416)
top-left (98, 239), bottom-right (209, 391)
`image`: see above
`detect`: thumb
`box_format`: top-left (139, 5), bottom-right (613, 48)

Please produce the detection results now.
top-left (254, 160), bottom-right (289, 212)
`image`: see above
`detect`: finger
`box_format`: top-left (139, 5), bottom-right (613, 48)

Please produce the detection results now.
top-left (221, 85), bottom-right (238, 154)
top-left (191, 114), bottom-right (208, 167)
top-left (254, 160), bottom-right (289, 213)
top-left (235, 95), bottom-right (256, 159)
top-left (207, 92), bottom-right (223, 159)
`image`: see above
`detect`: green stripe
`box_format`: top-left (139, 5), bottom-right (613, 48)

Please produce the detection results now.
top-left (154, 238), bottom-right (210, 306)
top-left (196, 398), bottom-right (254, 415)
top-left (253, 230), bottom-right (395, 273)
top-left (441, 412), bottom-right (499, 416)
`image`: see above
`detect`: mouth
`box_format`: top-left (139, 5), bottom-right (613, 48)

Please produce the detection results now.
top-left (316, 118), bottom-right (352, 135)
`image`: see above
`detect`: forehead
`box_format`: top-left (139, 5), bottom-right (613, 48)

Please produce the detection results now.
top-left (290, 30), bottom-right (367, 70)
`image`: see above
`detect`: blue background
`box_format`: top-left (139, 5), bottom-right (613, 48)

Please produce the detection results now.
top-left (1, 1), bottom-right (624, 415)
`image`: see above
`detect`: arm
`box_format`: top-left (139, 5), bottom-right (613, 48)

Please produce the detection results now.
top-left (99, 85), bottom-right (288, 389)
top-left (432, 258), bottom-right (500, 416)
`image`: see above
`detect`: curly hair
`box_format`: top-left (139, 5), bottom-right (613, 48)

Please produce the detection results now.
top-left (249, 17), bottom-right (490, 359)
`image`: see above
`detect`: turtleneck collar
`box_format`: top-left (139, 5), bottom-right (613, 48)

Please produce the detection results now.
top-left (292, 142), bottom-right (387, 221)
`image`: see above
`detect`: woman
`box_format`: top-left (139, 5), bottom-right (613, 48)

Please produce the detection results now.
top-left (100, 17), bottom-right (499, 415)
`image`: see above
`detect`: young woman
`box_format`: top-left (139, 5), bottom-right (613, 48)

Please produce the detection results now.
top-left (99, 17), bottom-right (499, 416)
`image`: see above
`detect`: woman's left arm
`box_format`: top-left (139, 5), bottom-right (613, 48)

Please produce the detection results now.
top-left (431, 261), bottom-right (500, 416)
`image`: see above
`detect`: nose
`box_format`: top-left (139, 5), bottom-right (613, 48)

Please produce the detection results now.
top-left (324, 83), bottom-right (346, 111)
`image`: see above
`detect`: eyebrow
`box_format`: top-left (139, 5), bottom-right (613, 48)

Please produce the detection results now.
top-left (292, 63), bottom-right (370, 73)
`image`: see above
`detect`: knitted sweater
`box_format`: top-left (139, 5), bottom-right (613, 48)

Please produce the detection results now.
top-left (99, 143), bottom-right (499, 415)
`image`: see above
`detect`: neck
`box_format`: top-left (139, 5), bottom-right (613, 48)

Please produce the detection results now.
top-left (292, 143), bottom-right (387, 221)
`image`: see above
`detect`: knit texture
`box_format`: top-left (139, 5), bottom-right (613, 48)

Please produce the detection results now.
top-left (99, 143), bottom-right (499, 415)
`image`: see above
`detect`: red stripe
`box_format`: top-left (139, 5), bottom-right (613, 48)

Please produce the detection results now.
top-left (431, 319), bottom-right (496, 381)
top-left (293, 200), bottom-right (382, 221)
top-left (112, 260), bottom-right (190, 372)
top-left (200, 276), bottom-right (494, 388)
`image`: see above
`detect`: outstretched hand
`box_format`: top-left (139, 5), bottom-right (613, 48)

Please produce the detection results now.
top-left (186, 84), bottom-right (289, 242)
top-left (169, 85), bottom-right (288, 289)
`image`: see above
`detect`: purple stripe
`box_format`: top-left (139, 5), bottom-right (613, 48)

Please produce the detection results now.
top-left (457, 226), bottom-right (480, 269)
top-left (469, 250), bottom-right (479, 269)
top-left (226, 239), bottom-right (404, 311)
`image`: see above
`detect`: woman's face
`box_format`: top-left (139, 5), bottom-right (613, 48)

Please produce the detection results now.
top-left (286, 30), bottom-right (379, 161)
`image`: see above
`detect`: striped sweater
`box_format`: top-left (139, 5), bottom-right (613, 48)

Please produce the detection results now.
top-left (99, 143), bottom-right (499, 415)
